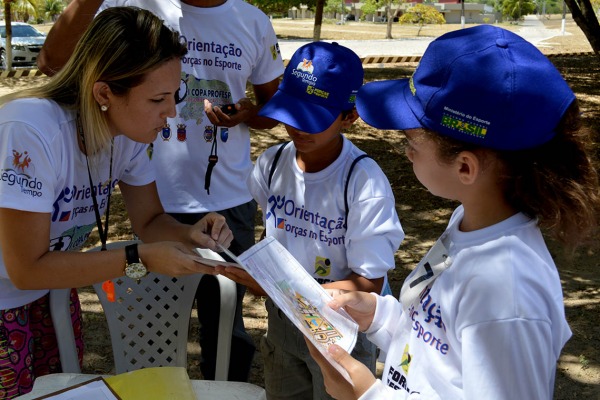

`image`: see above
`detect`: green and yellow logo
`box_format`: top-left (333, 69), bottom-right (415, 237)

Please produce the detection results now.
top-left (441, 114), bottom-right (488, 138)
top-left (409, 62), bottom-right (420, 96)
top-left (306, 85), bottom-right (330, 99)
top-left (399, 344), bottom-right (412, 374)
top-left (314, 256), bottom-right (331, 277)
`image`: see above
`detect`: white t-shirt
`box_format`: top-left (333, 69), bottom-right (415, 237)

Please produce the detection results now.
top-left (360, 206), bottom-right (572, 400)
top-left (248, 136), bottom-right (404, 284)
top-left (102, 0), bottom-right (285, 213)
top-left (0, 98), bottom-right (154, 310)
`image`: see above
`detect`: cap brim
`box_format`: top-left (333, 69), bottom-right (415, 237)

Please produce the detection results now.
top-left (356, 79), bottom-right (422, 130)
top-left (258, 89), bottom-right (340, 134)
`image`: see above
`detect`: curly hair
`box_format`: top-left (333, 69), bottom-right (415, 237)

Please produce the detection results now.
top-left (426, 100), bottom-right (600, 248)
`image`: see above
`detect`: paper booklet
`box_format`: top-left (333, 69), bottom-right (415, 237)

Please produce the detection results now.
top-left (218, 236), bottom-right (359, 382)
top-left (34, 367), bottom-right (194, 400)
top-left (33, 377), bottom-right (121, 400)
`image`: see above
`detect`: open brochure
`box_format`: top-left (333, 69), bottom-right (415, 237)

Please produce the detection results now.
top-left (218, 236), bottom-right (359, 382)
top-left (33, 377), bottom-right (121, 400)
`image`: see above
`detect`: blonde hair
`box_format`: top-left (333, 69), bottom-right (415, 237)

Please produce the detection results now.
top-left (1, 7), bottom-right (187, 156)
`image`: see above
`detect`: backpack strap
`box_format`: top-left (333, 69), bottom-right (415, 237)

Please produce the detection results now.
top-left (344, 154), bottom-right (372, 228)
top-left (268, 141), bottom-right (290, 189)
top-left (267, 143), bottom-right (370, 228)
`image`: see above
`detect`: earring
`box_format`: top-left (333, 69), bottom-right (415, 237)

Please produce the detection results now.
top-left (101, 105), bottom-right (108, 112)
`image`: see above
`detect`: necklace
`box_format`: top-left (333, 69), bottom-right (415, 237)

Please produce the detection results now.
top-left (76, 114), bottom-right (114, 251)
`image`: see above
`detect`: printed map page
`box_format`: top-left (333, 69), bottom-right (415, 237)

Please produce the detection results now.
top-left (222, 236), bottom-right (358, 382)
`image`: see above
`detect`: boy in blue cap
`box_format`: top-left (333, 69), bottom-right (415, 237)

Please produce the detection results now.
top-left (306, 25), bottom-right (600, 399)
top-left (217, 41), bottom-right (404, 399)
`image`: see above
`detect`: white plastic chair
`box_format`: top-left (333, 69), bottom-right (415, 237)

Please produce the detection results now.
top-left (50, 240), bottom-right (237, 381)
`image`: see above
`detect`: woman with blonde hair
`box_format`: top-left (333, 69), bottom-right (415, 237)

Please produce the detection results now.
top-left (0, 7), bottom-right (232, 398)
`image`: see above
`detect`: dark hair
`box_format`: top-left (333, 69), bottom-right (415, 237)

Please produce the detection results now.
top-left (428, 101), bottom-right (600, 247)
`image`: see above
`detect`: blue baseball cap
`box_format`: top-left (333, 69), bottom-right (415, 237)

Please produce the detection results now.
top-left (259, 41), bottom-right (364, 134)
top-left (357, 25), bottom-right (576, 150)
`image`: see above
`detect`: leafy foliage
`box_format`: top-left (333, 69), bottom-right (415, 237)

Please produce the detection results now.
top-left (1, 0), bottom-right (66, 23)
top-left (501, 0), bottom-right (536, 20)
top-left (248, 0), bottom-right (317, 15)
top-left (399, 4), bottom-right (445, 35)
top-left (43, 0), bottom-right (64, 21)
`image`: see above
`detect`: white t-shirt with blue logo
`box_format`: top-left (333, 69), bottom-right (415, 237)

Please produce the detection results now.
top-left (360, 206), bottom-right (572, 399)
top-left (248, 136), bottom-right (404, 285)
top-left (0, 98), bottom-right (154, 310)
top-left (101, 0), bottom-right (285, 213)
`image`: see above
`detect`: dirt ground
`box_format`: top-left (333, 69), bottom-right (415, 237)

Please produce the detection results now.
top-left (1, 15), bottom-right (598, 398)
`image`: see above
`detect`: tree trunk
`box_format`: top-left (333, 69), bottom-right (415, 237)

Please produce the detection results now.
top-left (564, 0), bottom-right (600, 55)
top-left (313, 0), bottom-right (325, 42)
top-left (4, 1), bottom-right (13, 70)
top-left (386, 5), bottom-right (393, 39)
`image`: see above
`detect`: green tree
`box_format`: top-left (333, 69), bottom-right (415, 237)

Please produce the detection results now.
top-left (502, 0), bottom-right (536, 20)
top-left (536, 0), bottom-right (561, 16)
top-left (360, 0), bottom-right (379, 17)
top-left (248, 0), bottom-right (317, 16)
top-left (324, 0), bottom-right (343, 17)
top-left (399, 4), bottom-right (445, 36)
top-left (7, 0), bottom-right (39, 22)
top-left (43, 0), bottom-right (64, 22)
top-left (362, 0), bottom-right (404, 39)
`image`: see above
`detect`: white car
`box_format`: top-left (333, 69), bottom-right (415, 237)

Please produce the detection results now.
top-left (0, 22), bottom-right (46, 69)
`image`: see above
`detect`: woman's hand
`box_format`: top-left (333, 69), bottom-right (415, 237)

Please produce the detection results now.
top-left (327, 290), bottom-right (378, 332)
top-left (306, 340), bottom-right (376, 399)
top-left (189, 212), bottom-right (233, 252)
top-left (138, 241), bottom-right (218, 277)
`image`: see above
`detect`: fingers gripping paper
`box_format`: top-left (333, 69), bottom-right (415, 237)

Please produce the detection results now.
top-left (220, 237), bottom-right (359, 382)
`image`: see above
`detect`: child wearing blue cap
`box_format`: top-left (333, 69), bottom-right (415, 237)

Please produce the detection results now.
top-left (216, 41), bottom-right (404, 399)
top-left (306, 25), bottom-right (600, 399)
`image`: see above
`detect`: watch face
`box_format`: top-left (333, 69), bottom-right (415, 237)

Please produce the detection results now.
top-left (125, 262), bottom-right (147, 279)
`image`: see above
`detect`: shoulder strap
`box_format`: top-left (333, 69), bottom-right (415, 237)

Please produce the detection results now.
top-left (268, 141), bottom-right (290, 189)
top-left (268, 144), bottom-right (370, 228)
top-left (344, 154), bottom-right (372, 228)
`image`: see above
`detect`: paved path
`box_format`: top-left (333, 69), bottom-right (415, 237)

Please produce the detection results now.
top-left (0, 16), bottom-right (574, 79)
top-left (278, 15), bottom-right (568, 60)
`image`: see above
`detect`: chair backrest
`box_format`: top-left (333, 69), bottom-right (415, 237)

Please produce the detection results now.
top-left (92, 240), bottom-right (201, 373)
top-left (51, 240), bottom-right (237, 380)
top-left (49, 287), bottom-right (81, 373)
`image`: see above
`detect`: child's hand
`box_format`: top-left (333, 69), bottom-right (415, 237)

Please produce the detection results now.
top-left (328, 291), bottom-right (377, 332)
top-left (214, 265), bottom-right (267, 297)
top-left (306, 340), bottom-right (376, 399)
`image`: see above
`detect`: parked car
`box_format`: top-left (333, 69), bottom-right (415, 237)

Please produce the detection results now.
top-left (0, 22), bottom-right (46, 69)
top-left (373, 16), bottom-right (399, 23)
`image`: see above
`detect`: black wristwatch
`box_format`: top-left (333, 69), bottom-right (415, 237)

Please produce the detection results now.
top-left (124, 243), bottom-right (147, 282)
